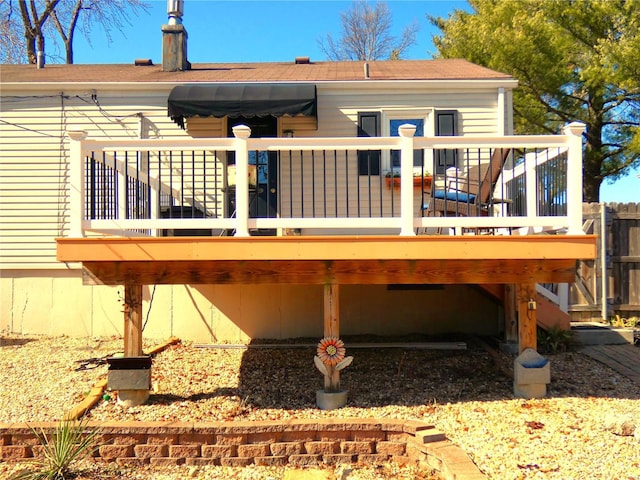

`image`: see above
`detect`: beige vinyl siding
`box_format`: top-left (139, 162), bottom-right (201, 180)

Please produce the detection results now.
top-left (1, 96), bottom-right (68, 268)
top-left (315, 88), bottom-right (500, 137)
top-left (0, 90), bottom-right (185, 269)
top-left (185, 115), bottom-right (317, 138)
top-left (185, 117), bottom-right (225, 138)
top-left (279, 116), bottom-right (317, 135)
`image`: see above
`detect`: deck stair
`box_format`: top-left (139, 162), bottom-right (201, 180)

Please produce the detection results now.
top-left (476, 284), bottom-right (571, 331)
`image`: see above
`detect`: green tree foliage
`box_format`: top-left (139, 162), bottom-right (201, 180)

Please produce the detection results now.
top-left (430, 0), bottom-right (640, 201)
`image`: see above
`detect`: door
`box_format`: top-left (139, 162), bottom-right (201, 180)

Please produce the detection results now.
top-left (227, 116), bottom-right (278, 234)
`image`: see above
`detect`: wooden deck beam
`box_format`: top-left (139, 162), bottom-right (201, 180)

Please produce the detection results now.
top-left (79, 258), bottom-right (578, 286)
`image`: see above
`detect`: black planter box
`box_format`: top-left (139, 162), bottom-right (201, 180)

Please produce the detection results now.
top-left (107, 355), bottom-right (152, 370)
top-left (107, 356), bottom-right (152, 391)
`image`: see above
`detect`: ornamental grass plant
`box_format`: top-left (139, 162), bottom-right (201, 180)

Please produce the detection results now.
top-left (11, 418), bottom-right (98, 480)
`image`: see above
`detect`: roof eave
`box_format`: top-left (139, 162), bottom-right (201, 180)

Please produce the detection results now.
top-left (1, 78), bottom-right (518, 94)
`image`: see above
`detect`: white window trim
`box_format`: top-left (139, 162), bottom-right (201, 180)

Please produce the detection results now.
top-left (381, 108), bottom-right (434, 175)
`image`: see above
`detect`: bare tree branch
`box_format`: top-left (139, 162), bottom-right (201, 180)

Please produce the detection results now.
top-left (319, 1), bottom-right (418, 61)
top-left (0, 0), bottom-right (27, 62)
top-left (3, 0), bottom-right (149, 64)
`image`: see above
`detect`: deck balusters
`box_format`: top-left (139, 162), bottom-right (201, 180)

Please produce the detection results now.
top-left (71, 122), bottom-right (584, 236)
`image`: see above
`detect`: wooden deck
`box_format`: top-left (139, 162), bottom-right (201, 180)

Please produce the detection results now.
top-left (56, 233), bottom-right (597, 366)
top-left (581, 344), bottom-right (640, 384)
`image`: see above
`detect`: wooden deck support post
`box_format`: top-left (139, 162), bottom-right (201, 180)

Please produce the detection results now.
top-left (323, 283), bottom-right (340, 392)
top-left (114, 283), bottom-right (150, 407)
top-left (124, 284), bottom-right (143, 357)
top-left (502, 284), bottom-right (518, 353)
top-left (316, 283), bottom-right (348, 409)
top-left (514, 282), bottom-right (550, 398)
top-left (517, 282), bottom-right (537, 353)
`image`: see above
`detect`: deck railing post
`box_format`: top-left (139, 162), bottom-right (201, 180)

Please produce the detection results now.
top-left (525, 154), bottom-right (538, 223)
top-left (67, 130), bottom-right (88, 237)
top-left (232, 125), bottom-right (251, 237)
top-left (398, 124), bottom-right (417, 236)
top-left (563, 122), bottom-right (586, 235)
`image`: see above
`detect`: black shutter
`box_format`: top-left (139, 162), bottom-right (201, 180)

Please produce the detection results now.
top-left (435, 110), bottom-right (458, 174)
top-left (357, 112), bottom-right (381, 176)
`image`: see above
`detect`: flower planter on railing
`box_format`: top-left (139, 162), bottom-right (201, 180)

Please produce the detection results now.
top-left (385, 175), bottom-right (432, 190)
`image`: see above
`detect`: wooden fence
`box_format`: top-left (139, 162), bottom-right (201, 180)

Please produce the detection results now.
top-left (570, 202), bottom-right (640, 322)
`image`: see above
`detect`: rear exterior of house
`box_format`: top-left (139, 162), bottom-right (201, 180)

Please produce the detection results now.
top-left (0, 58), bottom-right (518, 343)
top-left (0, 39), bottom-right (594, 358)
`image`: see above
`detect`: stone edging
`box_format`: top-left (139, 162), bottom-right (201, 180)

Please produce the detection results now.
top-left (0, 419), bottom-right (485, 479)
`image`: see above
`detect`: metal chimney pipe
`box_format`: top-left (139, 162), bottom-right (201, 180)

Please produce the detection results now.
top-left (36, 51), bottom-right (45, 69)
top-left (167, 0), bottom-right (184, 25)
top-left (364, 62), bottom-right (370, 79)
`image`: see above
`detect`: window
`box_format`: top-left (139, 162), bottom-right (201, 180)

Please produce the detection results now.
top-left (357, 112), bottom-right (381, 176)
top-left (434, 110), bottom-right (458, 174)
top-left (389, 118), bottom-right (425, 171)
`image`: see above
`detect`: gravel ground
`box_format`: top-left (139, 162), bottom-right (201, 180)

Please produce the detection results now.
top-left (1, 334), bottom-right (639, 479)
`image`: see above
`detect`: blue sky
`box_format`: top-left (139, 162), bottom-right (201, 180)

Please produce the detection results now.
top-left (68, 0), bottom-right (638, 203)
top-left (71, 0), bottom-right (465, 64)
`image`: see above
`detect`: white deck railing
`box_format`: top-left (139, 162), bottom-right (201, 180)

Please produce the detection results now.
top-left (66, 122), bottom-right (586, 238)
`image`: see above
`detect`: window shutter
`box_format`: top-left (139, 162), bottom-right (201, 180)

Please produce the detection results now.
top-left (434, 110), bottom-right (458, 174)
top-left (357, 112), bottom-right (381, 176)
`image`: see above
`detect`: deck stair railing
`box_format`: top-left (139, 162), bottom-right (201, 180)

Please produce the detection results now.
top-left (66, 122), bottom-right (586, 238)
top-left (497, 146), bottom-right (570, 234)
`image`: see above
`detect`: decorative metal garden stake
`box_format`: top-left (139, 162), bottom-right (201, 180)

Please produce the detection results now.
top-left (314, 337), bottom-right (353, 393)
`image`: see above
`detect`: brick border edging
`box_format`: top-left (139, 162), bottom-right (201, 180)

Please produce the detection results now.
top-left (0, 419), bottom-right (484, 479)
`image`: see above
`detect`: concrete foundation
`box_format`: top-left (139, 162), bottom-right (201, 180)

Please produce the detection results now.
top-left (316, 390), bottom-right (348, 410)
top-left (117, 389), bottom-right (150, 408)
top-left (514, 382), bottom-right (547, 399)
top-left (513, 348), bottom-right (550, 399)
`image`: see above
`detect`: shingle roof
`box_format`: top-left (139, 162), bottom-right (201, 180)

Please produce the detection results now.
top-left (0, 59), bottom-right (512, 84)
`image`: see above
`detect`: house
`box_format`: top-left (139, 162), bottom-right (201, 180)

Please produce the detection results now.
top-left (0, 9), bottom-right (595, 402)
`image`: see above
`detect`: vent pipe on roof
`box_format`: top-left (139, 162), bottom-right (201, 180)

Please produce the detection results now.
top-left (36, 51), bottom-right (45, 69)
top-left (364, 62), bottom-right (370, 79)
top-left (162, 0), bottom-right (190, 71)
top-left (167, 0), bottom-right (183, 25)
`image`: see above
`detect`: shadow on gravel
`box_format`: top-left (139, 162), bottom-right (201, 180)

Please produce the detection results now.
top-left (235, 335), bottom-right (517, 410)
top-left (232, 334), bottom-right (640, 409)
top-left (147, 389), bottom-right (240, 405)
top-left (0, 336), bottom-right (35, 347)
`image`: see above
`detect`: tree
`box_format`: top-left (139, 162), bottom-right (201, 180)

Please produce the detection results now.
top-left (0, 0), bottom-right (28, 63)
top-left (319, 1), bottom-right (418, 61)
top-left (17, 0), bottom-right (61, 64)
top-left (0, 0), bottom-right (149, 64)
top-left (430, 0), bottom-right (640, 202)
top-left (49, 0), bottom-right (149, 64)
